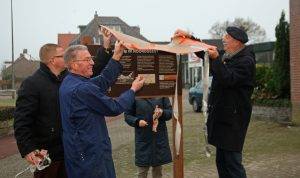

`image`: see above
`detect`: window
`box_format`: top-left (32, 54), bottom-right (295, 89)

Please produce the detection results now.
top-left (107, 25), bottom-right (122, 32)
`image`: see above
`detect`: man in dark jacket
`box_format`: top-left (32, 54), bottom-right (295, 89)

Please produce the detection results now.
top-left (14, 43), bottom-right (68, 178)
top-left (13, 29), bottom-right (113, 178)
top-left (174, 26), bottom-right (255, 178)
top-left (125, 97), bottom-right (173, 178)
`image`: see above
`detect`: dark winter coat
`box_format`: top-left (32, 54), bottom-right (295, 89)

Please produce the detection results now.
top-left (125, 97), bottom-right (173, 167)
top-left (14, 63), bottom-right (67, 161)
top-left (206, 46), bottom-right (256, 152)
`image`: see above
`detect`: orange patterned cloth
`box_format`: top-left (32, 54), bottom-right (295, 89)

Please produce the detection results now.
top-left (101, 25), bottom-right (216, 54)
top-left (152, 107), bottom-right (162, 132)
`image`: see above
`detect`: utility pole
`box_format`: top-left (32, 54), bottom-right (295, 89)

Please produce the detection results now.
top-left (10, 0), bottom-right (16, 99)
top-left (11, 0), bottom-right (15, 91)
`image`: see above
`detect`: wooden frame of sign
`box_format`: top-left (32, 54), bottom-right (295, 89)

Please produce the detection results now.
top-left (87, 45), bottom-right (184, 178)
top-left (173, 56), bottom-right (184, 178)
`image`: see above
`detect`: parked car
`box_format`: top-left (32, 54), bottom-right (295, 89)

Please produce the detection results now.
top-left (188, 77), bottom-right (212, 112)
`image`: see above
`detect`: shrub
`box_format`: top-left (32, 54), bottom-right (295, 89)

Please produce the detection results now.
top-left (0, 106), bottom-right (15, 122)
top-left (253, 11), bottom-right (290, 103)
top-left (272, 11), bottom-right (290, 98)
top-left (253, 65), bottom-right (276, 99)
top-left (252, 65), bottom-right (291, 107)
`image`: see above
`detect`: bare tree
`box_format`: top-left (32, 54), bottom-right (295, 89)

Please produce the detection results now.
top-left (209, 18), bottom-right (267, 43)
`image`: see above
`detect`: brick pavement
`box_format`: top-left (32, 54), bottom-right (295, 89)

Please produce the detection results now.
top-left (0, 135), bottom-right (18, 159)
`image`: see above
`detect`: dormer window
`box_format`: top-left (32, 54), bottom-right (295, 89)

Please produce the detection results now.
top-left (107, 25), bottom-right (122, 32)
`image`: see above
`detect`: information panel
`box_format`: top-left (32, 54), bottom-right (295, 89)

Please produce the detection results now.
top-left (87, 45), bottom-right (177, 97)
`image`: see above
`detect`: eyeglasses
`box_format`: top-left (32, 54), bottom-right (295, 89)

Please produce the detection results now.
top-left (52, 55), bottom-right (64, 58)
top-left (53, 55), bottom-right (63, 58)
top-left (72, 57), bottom-right (94, 62)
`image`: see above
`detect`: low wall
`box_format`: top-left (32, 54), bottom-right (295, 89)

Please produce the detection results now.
top-left (252, 105), bottom-right (291, 124)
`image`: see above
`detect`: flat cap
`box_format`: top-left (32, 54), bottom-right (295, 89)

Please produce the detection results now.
top-left (226, 26), bottom-right (249, 43)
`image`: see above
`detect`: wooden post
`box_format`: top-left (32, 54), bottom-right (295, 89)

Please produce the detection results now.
top-left (173, 55), bottom-right (183, 178)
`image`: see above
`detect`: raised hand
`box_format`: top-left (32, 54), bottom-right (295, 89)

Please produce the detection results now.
top-left (112, 41), bottom-right (126, 61)
top-left (99, 27), bottom-right (112, 49)
top-left (207, 47), bottom-right (219, 60)
top-left (173, 29), bottom-right (191, 38)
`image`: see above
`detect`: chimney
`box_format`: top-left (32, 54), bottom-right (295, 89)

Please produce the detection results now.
top-left (78, 25), bottom-right (87, 33)
top-left (94, 11), bottom-right (98, 18)
top-left (23, 49), bottom-right (27, 54)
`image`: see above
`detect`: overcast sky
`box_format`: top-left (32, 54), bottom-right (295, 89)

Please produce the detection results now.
top-left (0, 0), bottom-right (289, 64)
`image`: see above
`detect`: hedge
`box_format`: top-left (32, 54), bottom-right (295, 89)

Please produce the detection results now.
top-left (252, 98), bottom-right (291, 107)
top-left (0, 106), bottom-right (15, 122)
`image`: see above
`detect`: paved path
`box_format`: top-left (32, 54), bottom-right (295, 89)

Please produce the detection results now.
top-left (0, 135), bottom-right (18, 159)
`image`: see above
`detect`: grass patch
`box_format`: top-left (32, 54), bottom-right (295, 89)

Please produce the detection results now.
top-left (244, 120), bottom-right (300, 155)
top-left (112, 106), bottom-right (300, 176)
top-left (0, 99), bottom-right (16, 107)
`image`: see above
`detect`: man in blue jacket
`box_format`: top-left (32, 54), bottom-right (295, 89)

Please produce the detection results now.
top-left (59, 41), bottom-right (145, 178)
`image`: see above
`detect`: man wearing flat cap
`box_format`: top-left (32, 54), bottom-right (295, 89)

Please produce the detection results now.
top-left (174, 26), bottom-right (255, 178)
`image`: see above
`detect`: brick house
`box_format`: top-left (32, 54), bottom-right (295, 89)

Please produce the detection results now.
top-left (1, 49), bottom-right (39, 89)
top-left (58, 12), bottom-right (148, 48)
